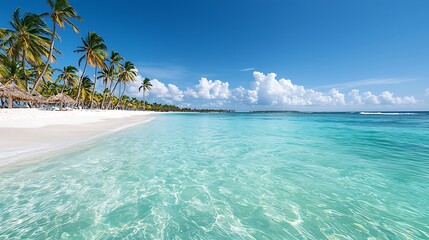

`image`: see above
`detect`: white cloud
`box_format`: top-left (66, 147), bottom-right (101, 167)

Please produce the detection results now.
top-left (127, 75), bottom-right (184, 102)
top-left (329, 88), bottom-right (346, 105)
top-left (185, 77), bottom-right (231, 100)
top-left (348, 89), bottom-right (362, 104)
top-left (379, 91), bottom-right (416, 104)
top-left (240, 68), bottom-right (255, 72)
top-left (425, 88), bottom-right (429, 96)
top-left (125, 71), bottom-right (418, 108)
top-left (347, 89), bottom-right (416, 105)
top-left (247, 72), bottom-right (346, 106)
top-left (362, 91), bottom-right (380, 104)
top-left (149, 79), bottom-right (184, 102)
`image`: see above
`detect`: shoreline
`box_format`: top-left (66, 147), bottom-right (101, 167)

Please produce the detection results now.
top-left (0, 109), bottom-right (158, 167)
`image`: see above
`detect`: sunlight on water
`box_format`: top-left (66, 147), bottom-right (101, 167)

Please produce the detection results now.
top-left (1, 113), bottom-right (428, 239)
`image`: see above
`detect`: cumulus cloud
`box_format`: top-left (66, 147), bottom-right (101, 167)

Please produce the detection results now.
top-left (185, 77), bottom-right (231, 100)
top-left (126, 71), bottom-right (418, 108)
top-left (246, 72), bottom-right (346, 106)
top-left (379, 91), bottom-right (416, 104)
top-left (127, 75), bottom-right (184, 102)
top-left (347, 89), bottom-right (416, 105)
top-left (348, 89), bottom-right (362, 104)
top-left (149, 79), bottom-right (184, 102)
top-left (361, 91), bottom-right (380, 104)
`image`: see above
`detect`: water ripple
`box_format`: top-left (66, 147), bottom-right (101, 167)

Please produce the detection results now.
top-left (1, 113), bottom-right (428, 239)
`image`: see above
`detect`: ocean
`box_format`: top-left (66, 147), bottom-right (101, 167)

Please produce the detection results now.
top-left (1, 112), bottom-right (428, 239)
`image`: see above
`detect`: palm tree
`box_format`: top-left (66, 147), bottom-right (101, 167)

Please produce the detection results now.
top-left (55, 66), bottom-right (78, 94)
top-left (92, 92), bottom-right (103, 108)
top-left (121, 95), bottom-right (130, 109)
top-left (29, 63), bottom-right (54, 94)
top-left (31, 0), bottom-right (81, 94)
top-left (116, 68), bottom-right (137, 107)
top-left (115, 61), bottom-right (137, 108)
top-left (41, 81), bottom-right (61, 97)
top-left (0, 9), bottom-right (54, 92)
top-left (98, 67), bottom-right (112, 109)
top-left (75, 76), bottom-right (93, 107)
top-left (107, 61), bottom-right (136, 109)
top-left (139, 78), bottom-right (152, 111)
top-left (102, 51), bottom-right (123, 109)
top-left (0, 56), bottom-right (22, 87)
top-left (74, 32), bottom-right (107, 107)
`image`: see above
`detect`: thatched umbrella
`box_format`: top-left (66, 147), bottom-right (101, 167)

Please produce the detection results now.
top-left (31, 91), bottom-right (48, 104)
top-left (0, 83), bottom-right (35, 109)
top-left (47, 93), bottom-right (76, 110)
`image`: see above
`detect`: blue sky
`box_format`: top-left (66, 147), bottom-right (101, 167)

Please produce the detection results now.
top-left (1, 0), bottom-right (429, 111)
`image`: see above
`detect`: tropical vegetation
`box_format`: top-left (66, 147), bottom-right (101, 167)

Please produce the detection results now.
top-left (0, 0), bottom-right (233, 112)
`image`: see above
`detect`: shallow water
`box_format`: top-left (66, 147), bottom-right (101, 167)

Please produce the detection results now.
top-left (1, 112), bottom-right (428, 239)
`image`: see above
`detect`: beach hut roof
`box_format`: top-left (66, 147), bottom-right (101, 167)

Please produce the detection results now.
top-left (0, 83), bottom-right (35, 101)
top-left (31, 91), bottom-right (48, 104)
top-left (46, 93), bottom-right (76, 104)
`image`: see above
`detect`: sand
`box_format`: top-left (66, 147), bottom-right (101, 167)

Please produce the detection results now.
top-left (0, 109), bottom-right (157, 166)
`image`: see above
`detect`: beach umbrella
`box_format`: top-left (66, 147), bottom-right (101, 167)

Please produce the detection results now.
top-left (47, 93), bottom-right (76, 110)
top-left (31, 91), bottom-right (48, 104)
top-left (0, 83), bottom-right (35, 109)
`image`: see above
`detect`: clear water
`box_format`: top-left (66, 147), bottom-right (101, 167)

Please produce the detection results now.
top-left (1, 112), bottom-right (428, 239)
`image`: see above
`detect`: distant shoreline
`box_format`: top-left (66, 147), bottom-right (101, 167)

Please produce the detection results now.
top-left (248, 110), bottom-right (429, 114)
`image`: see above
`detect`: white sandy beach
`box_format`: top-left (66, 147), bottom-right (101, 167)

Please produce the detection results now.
top-left (0, 109), bottom-right (157, 166)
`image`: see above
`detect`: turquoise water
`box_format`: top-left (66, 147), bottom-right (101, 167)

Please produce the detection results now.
top-left (0, 112), bottom-right (428, 239)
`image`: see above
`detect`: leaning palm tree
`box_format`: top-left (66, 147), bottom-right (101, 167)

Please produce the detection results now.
top-left (115, 61), bottom-right (137, 108)
top-left (107, 61), bottom-right (136, 109)
top-left (102, 51), bottom-right (123, 109)
top-left (55, 66), bottom-right (78, 94)
top-left (76, 76), bottom-right (93, 107)
top-left (98, 67), bottom-right (113, 109)
top-left (89, 61), bottom-right (104, 109)
top-left (139, 78), bottom-right (152, 111)
top-left (74, 32), bottom-right (107, 107)
top-left (31, 0), bottom-right (81, 94)
top-left (29, 63), bottom-right (54, 93)
top-left (0, 9), bottom-right (55, 92)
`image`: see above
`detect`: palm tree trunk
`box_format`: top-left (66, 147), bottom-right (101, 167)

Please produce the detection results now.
top-left (31, 23), bottom-right (56, 94)
top-left (89, 65), bottom-right (98, 109)
top-left (143, 90), bottom-right (146, 111)
top-left (107, 80), bottom-right (120, 109)
top-left (61, 83), bottom-right (66, 94)
top-left (22, 49), bottom-right (28, 92)
top-left (105, 77), bottom-right (114, 109)
top-left (115, 84), bottom-right (121, 109)
top-left (75, 57), bottom-right (89, 108)
top-left (115, 83), bottom-right (127, 109)
top-left (101, 79), bottom-right (108, 109)
top-left (59, 83), bottom-right (65, 110)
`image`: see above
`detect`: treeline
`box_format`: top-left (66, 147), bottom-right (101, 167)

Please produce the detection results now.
top-left (118, 99), bottom-right (234, 112)
top-left (0, 0), bottom-right (233, 113)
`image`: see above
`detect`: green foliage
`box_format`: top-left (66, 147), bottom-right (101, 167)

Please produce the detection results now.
top-left (0, 2), bottom-right (234, 112)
